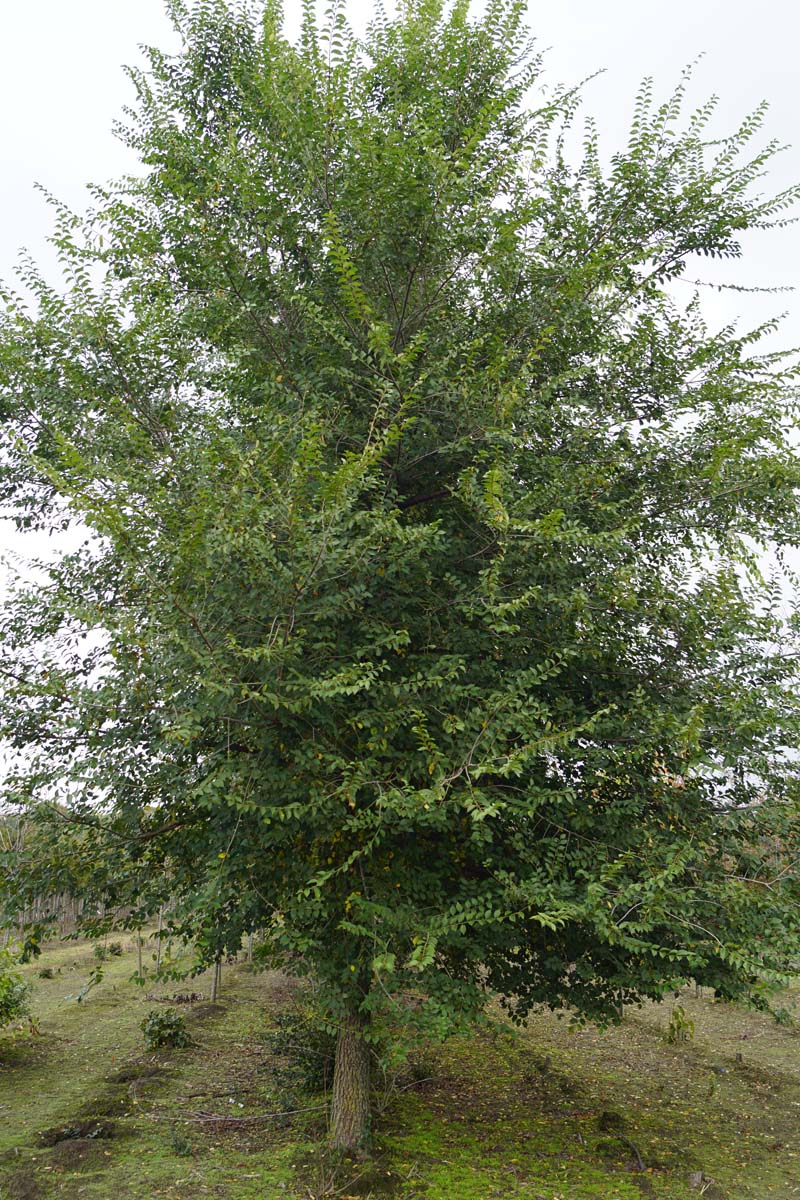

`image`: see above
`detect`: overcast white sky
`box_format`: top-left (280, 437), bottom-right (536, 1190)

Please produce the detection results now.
top-left (1, 0), bottom-right (799, 578)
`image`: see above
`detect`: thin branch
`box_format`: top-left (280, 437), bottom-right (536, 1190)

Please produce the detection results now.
top-left (186, 1103), bottom-right (326, 1124)
top-left (398, 489), bottom-right (450, 511)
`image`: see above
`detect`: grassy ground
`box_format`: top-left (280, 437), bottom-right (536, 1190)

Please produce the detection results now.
top-left (1, 936), bottom-right (798, 1199)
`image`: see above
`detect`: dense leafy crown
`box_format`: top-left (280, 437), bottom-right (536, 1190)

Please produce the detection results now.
top-left (1, 0), bottom-right (800, 1033)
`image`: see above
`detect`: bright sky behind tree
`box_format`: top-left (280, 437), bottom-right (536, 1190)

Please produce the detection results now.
top-left (1, 0), bottom-right (798, 580)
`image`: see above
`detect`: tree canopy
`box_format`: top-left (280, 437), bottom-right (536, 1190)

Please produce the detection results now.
top-left (1, 0), bottom-right (800, 1150)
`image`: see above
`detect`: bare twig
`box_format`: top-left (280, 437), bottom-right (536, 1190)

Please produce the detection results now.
top-left (186, 1103), bottom-right (327, 1124)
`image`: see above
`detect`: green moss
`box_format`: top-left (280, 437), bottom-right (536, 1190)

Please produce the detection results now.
top-left (1, 940), bottom-right (799, 1199)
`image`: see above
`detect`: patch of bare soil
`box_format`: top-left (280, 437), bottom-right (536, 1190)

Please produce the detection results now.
top-left (37, 1119), bottom-right (116, 1147)
top-left (105, 1063), bottom-right (164, 1085)
top-left (189, 1002), bottom-right (228, 1020)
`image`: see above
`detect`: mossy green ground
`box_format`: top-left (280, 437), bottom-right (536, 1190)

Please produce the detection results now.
top-left (1, 936), bottom-right (798, 1199)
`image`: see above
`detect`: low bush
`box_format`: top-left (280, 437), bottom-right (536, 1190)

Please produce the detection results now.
top-left (93, 942), bottom-right (123, 961)
top-left (666, 1005), bottom-right (695, 1044)
top-left (168, 1125), bottom-right (194, 1157)
top-left (0, 948), bottom-right (30, 1026)
top-left (140, 1009), bottom-right (192, 1050)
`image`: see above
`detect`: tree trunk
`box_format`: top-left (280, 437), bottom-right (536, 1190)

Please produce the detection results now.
top-left (210, 957), bottom-right (221, 1003)
top-left (156, 908), bottom-right (163, 973)
top-left (330, 1006), bottom-right (371, 1155)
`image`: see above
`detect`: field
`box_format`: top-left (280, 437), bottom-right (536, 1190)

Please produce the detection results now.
top-left (1, 937), bottom-right (799, 1199)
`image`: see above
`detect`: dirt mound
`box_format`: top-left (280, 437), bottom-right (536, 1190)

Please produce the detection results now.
top-left (189, 1002), bottom-right (227, 1020)
top-left (36, 1120), bottom-right (115, 1147)
top-left (48, 1137), bottom-right (104, 1167)
top-left (105, 1063), bottom-right (164, 1084)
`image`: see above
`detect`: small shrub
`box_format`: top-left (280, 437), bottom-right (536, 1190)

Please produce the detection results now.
top-left (168, 1125), bottom-right (194, 1157)
top-left (38, 966), bottom-right (55, 980)
top-left (773, 1005), bottom-right (795, 1028)
top-left (0, 950), bottom-right (30, 1026)
top-left (93, 941), bottom-right (122, 961)
top-left (666, 1005), bottom-right (694, 1044)
top-left (141, 1008), bottom-right (192, 1050)
top-left (263, 1007), bottom-right (336, 1094)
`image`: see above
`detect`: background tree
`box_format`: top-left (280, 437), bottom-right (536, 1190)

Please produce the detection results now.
top-left (1, 0), bottom-right (800, 1152)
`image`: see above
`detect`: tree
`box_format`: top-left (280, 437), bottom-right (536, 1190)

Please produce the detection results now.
top-left (1, 0), bottom-right (800, 1153)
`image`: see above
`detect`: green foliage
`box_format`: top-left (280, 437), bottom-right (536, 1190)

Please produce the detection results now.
top-left (0, 947), bottom-right (30, 1026)
top-left (666, 1004), bottom-right (695, 1044)
top-left (93, 942), bottom-right (122, 961)
top-left (772, 1004), bottom-right (795, 1028)
top-left (168, 1125), bottom-right (195, 1157)
top-left (263, 1005), bottom-right (336, 1095)
top-left (1, 0), bottom-right (799, 1126)
top-left (141, 1008), bottom-right (192, 1050)
top-left (74, 964), bottom-right (105, 1004)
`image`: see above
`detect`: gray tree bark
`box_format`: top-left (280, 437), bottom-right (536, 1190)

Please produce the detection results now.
top-left (330, 1006), bottom-right (371, 1154)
